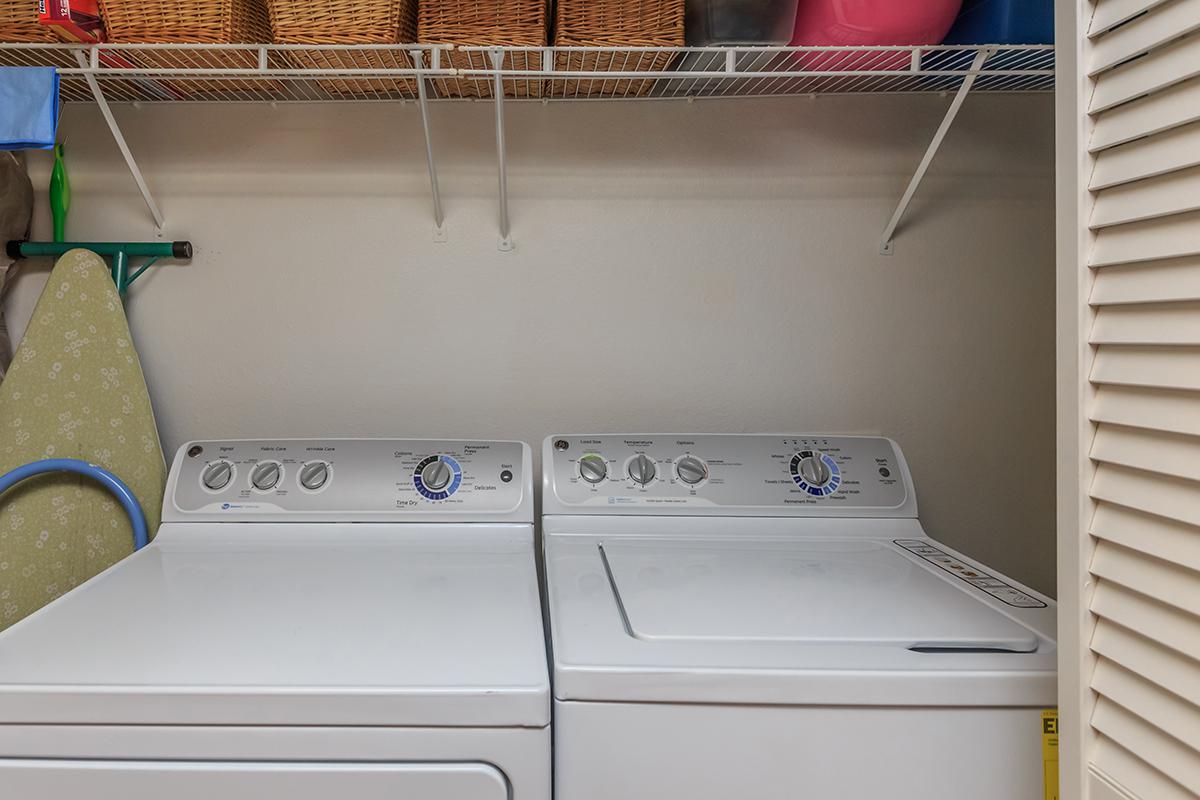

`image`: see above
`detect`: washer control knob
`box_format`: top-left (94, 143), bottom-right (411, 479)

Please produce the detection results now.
top-left (798, 453), bottom-right (832, 487)
top-left (201, 460), bottom-right (233, 491)
top-left (628, 454), bottom-right (656, 486)
top-left (578, 454), bottom-right (607, 484)
top-left (421, 459), bottom-right (453, 491)
top-left (675, 455), bottom-right (708, 485)
top-left (299, 461), bottom-right (329, 491)
top-left (251, 461), bottom-right (282, 491)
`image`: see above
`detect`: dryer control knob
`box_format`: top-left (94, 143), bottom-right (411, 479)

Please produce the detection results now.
top-left (675, 455), bottom-right (708, 485)
top-left (202, 460), bottom-right (233, 491)
top-left (251, 461), bottom-right (282, 491)
top-left (798, 453), bottom-right (832, 487)
top-left (628, 453), bottom-right (657, 485)
top-left (578, 454), bottom-right (607, 484)
top-left (299, 461), bottom-right (329, 491)
top-left (421, 459), bottom-right (453, 491)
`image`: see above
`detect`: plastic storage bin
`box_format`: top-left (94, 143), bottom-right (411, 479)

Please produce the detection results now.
top-left (685, 0), bottom-right (799, 45)
top-left (943, 0), bottom-right (1053, 45)
top-left (790, 0), bottom-right (962, 70)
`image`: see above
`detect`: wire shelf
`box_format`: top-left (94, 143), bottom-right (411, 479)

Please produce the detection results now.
top-left (0, 43), bottom-right (1054, 102)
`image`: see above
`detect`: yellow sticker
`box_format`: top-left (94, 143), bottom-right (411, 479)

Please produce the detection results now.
top-left (1042, 709), bottom-right (1059, 800)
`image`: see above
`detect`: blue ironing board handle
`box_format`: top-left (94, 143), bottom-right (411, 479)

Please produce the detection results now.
top-left (0, 459), bottom-right (149, 550)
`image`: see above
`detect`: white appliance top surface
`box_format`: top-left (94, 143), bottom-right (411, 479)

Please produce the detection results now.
top-left (601, 539), bottom-right (1037, 649)
top-left (543, 517), bottom-right (1056, 707)
top-left (0, 524), bottom-right (549, 727)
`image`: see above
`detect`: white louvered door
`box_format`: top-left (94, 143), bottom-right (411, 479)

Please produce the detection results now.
top-left (1060, 0), bottom-right (1200, 798)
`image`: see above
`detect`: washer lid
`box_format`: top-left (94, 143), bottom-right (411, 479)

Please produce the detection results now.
top-left (0, 524), bottom-right (549, 727)
top-left (602, 539), bottom-right (1038, 651)
top-left (545, 532), bottom-right (1056, 707)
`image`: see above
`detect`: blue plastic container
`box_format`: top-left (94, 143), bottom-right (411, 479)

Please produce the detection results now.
top-left (943, 0), bottom-right (1053, 45)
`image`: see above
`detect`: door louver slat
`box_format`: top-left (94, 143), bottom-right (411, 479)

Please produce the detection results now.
top-left (1090, 165), bottom-right (1200, 228)
top-left (1090, 735), bottom-right (1196, 799)
top-left (1090, 0), bottom-right (1173, 37)
top-left (1090, 423), bottom-right (1200, 482)
top-left (1090, 301), bottom-right (1200, 344)
top-left (1089, 33), bottom-right (1200, 113)
top-left (1090, 699), bottom-right (1200, 794)
top-left (1091, 620), bottom-right (1200, 706)
top-left (1087, 0), bottom-right (1200, 75)
top-left (1090, 581), bottom-right (1200, 663)
top-left (1090, 540), bottom-right (1200, 617)
top-left (1091, 503), bottom-right (1200, 573)
top-left (1092, 385), bottom-right (1200, 437)
top-left (1089, 76), bottom-right (1200, 152)
top-left (1090, 256), bottom-right (1200, 305)
top-left (1090, 120), bottom-right (1200, 190)
top-left (1091, 659), bottom-right (1200, 754)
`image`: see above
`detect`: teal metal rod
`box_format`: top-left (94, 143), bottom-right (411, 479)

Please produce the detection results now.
top-left (112, 249), bottom-right (128, 292)
top-left (5, 240), bottom-right (192, 297)
top-left (7, 241), bottom-right (191, 260)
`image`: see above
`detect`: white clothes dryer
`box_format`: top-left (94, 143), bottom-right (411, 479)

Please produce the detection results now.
top-left (541, 433), bottom-right (1056, 800)
top-left (0, 438), bottom-right (549, 800)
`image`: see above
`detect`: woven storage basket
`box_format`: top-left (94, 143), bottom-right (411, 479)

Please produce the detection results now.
top-left (97, 0), bottom-right (273, 95)
top-left (0, 0), bottom-right (57, 41)
top-left (418, 0), bottom-right (548, 98)
top-left (268, 0), bottom-right (419, 98)
top-left (552, 0), bottom-right (683, 97)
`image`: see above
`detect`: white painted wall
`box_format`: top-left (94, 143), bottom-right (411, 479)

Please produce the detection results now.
top-left (4, 94), bottom-right (1056, 594)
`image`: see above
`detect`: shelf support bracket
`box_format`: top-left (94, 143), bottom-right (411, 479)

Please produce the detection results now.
top-left (413, 50), bottom-right (446, 242)
top-left (491, 48), bottom-right (513, 252)
top-left (74, 51), bottom-right (165, 232)
top-left (878, 47), bottom-right (991, 256)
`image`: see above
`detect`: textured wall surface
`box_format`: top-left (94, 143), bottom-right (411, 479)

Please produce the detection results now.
top-left (5, 94), bottom-right (1056, 594)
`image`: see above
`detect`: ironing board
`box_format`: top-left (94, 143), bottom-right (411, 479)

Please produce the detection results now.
top-left (0, 249), bottom-right (165, 631)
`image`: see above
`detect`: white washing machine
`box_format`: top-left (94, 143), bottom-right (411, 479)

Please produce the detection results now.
top-left (0, 438), bottom-right (549, 800)
top-left (542, 434), bottom-right (1056, 800)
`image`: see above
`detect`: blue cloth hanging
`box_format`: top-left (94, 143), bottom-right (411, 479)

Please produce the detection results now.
top-left (0, 67), bottom-right (60, 150)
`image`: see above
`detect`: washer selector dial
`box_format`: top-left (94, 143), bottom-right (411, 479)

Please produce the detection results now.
top-left (250, 460), bottom-right (282, 491)
top-left (675, 455), bottom-right (708, 485)
top-left (627, 453), bottom-right (657, 486)
top-left (789, 450), bottom-right (842, 497)
top-left (413, 455), bottom-right (463, 500)
top-left (299, 460), bottom-right (330, 491)
top-left (799, 455), bottom-right (830, 486)
top-left (578, 454), bottom-right (608, 484)
top-left (201, 460), bottom-right (234, 491)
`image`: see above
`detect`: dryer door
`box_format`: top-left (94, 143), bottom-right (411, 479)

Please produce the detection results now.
top-left (0, 760), bottom-right (509, 799)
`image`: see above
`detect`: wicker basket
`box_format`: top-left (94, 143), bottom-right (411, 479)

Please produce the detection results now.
top-left (97, 0), bottom-right (272, 95)
top-left (552, 0), bottom-right (683, 97)
top-left (268, 0), bottom-right (418, 98)
top-left (1, 0), bottom-right (57, 42)
top-left (418, 0), bottom-right (548, 98)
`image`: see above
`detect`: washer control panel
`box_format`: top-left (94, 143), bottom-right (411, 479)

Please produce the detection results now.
top-left (169, 439), bottom-right (528, 521)
top-left (544, 434), bottom-right (913, 516)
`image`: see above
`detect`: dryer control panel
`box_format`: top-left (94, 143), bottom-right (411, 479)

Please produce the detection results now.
top-left (166, 439), bottom-right (531, 523)
top-left (543, 434), bottom-right (915, 517)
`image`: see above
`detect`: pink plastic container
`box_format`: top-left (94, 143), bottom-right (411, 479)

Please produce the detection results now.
top-left (790, 0), bottom-right (963, 71)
